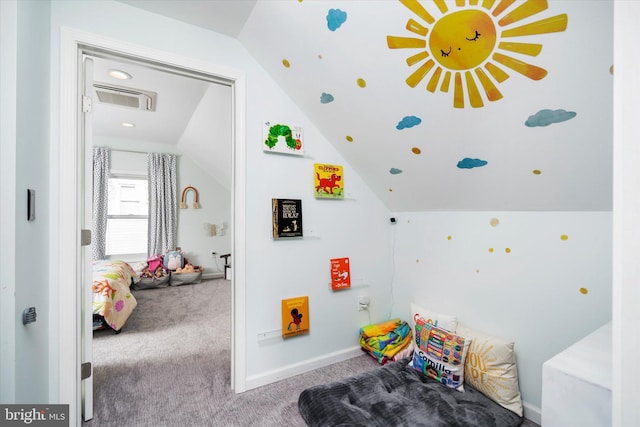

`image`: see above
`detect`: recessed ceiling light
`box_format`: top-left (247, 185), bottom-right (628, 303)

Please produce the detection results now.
top-left (109, 69), bottom-right (132, 80)
top-left (121, 122), bottom-right (136, 128)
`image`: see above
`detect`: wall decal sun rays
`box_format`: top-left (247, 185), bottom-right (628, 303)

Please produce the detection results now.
top-left (387, 0), bottom-right (568, 108)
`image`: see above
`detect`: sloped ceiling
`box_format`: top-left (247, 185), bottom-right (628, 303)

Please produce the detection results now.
top-left (118, 0), bottom-right (613, 212)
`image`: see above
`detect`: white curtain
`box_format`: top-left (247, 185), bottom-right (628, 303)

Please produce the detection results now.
top-left (92, 146), bottom-right (110, 260)
top-left (148, 153), bottom-right (177, 257)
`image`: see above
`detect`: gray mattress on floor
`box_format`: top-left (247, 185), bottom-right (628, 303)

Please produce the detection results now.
top-left (298, 358), bottom-right (523, 427)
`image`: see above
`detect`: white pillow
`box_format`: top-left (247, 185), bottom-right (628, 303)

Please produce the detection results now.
top-left (457, 324), bottom-right (524, 416)
top-left (410, 302), bottom-right (457, 332)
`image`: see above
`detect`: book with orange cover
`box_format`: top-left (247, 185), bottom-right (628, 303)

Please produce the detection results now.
top-left (330, 257), bottom-right (351, 291)
top-left (282, 296), bottom-right (310, 338)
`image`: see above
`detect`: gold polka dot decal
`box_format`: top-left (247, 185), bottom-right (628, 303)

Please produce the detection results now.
top-left (505, 248), bottom-right (511, 253)
top-left (416, 259), bottom-right (420, 263)
top-left (318, 54), bottom-right (323, 59)
top-left (388, 188), bottom-right (393, 192)
top-left (346, 135), bottom-right (353, 142)
top-left (490, 218), bottom-right (499, 227)
top-left (560, 234), bottom-right (569, 241)
top-left (282, 59), bottom-right (290, 68)
top-left (533, 169), bottom-right (541, 175)
top-left (412, 147), bottom-right (421, 155)
top-left (357, 78), bottom-right (366, 88)
top-left (488, 248), bottom-right (494, 253)
top-left (580, 287), bottom-right (589, 295)
top-left (610, 65), bottom-right (614, 75)
top-left (447, 235), bottom-right (452, 240)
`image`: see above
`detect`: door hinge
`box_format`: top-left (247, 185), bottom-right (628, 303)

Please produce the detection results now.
top-left (81, 362), bottom-right (92, 380)
top-left (81, 229), bottom-right (92, 246)
top-left (82, 95), bottom-right (92, 113)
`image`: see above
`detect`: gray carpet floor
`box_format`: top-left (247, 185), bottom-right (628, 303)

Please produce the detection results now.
top-left (87, 279), bottom-right (540, 427)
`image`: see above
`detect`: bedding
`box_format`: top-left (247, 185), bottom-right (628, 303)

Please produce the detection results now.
top-left (298, 358), bottom-right (523, 427)
top-left (92, 260), bottom-right (138, 331)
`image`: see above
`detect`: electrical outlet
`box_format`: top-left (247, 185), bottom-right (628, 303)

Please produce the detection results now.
top-left (358, 295), bottom-right (370, 311)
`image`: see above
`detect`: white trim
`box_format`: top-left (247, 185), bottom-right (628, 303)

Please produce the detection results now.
top-left (522, 401), bottom-right (541, 425)
top-left (244, 346), bottom-right (363, 391)
top-left (0, 0), bottom-right (17, 403)
top-left (59, 27), bottom-right (247, 423)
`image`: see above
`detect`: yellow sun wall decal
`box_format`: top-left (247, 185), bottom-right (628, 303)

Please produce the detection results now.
top-left (387, 0), bottom-right (568, 108)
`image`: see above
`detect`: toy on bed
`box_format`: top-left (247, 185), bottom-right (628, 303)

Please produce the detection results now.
top-left (92, 260), bottom-right (139, 333)
top-left (298, 303), bottom-right (524, 426)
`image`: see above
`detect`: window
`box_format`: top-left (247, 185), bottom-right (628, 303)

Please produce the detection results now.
top-left (105, 176), bottom-right (148, 256)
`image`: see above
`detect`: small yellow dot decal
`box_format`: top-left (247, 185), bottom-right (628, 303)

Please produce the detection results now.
top-left (490, 218), bottom-right (499, 227)
top-left (412, 147), bottom-right (421, 154)
top-left (357, 78), bottom-right (366, 88)
top-left (389, 188), bottom-right (393, 192)
top-left (560, 235), bottom-right (569, 241)
top-left (488, 248), bottom-right (494, 253)
top-left (476, 269), bottom-right (480, 273)
top-left (580, 287), bottom-right (589, 295)
top-left (416, 259), bottom-right (420, 263)
top-left (346, 135), bottom-right (353, 142)
top-left (447, 235), bottom-right (452, 240)
top-left (505, 248), bottom-right (511, 253)
top-left (533, 169), bottom-right (541, 175)
top-left (609, 65), bottom-right (614, 75)
top-left (318, 54), bottom-right (323, 59)
top-left (282, 59), bottom-right (290, 68)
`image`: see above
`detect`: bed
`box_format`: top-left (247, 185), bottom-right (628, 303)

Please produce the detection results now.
top-left (298, 358), bottom-right (523, 427)
top-left (92, 259), bottom-right (138, 332)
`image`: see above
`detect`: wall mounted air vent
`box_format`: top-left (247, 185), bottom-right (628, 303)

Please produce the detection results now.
top-left (93, 82), bottom-right (157, 111)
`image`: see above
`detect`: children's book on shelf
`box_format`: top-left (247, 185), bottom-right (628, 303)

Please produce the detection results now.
top-left (282, 296), bottom-right (310, 337)
top-left (330, 257), bottom-right (351, 291)
top-left (272, 198), bottom-right (303, 238)
top-left (314, 163), bottom-right (344, 199)
top-left (263, 121), bottom-right (304, 156)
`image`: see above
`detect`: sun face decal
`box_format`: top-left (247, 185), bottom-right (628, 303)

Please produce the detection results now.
top-left (387, 0), bottom-right (568, 108)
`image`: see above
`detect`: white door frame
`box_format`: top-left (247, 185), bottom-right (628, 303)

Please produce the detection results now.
top-left (58, 27), bottom-right (247, 426)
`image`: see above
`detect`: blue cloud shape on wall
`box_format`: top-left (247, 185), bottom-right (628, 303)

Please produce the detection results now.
top-left (320, 93), bottom-right (334, 104)
top-left (389, 168), bottom-right (403, 175)
top-left (457, 158), bottom-right (488, 169)
top-left (396, 116), bottom-right (422, 130)
top-left (327, 9), bottom-right (347, 31)
top-left (525, 109), bottom-right (577, 127)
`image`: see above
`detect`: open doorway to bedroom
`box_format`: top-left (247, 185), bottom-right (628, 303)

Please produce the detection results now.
top-left (80, 47), bottom-right (236, 422)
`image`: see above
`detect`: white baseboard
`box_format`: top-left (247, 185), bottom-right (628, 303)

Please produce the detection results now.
top-left (523, 401), bottom-right (541, 425)
top-left (202, 272), bottom-right (224, 280)
top-left (244, 346), bottom-right (363, 391)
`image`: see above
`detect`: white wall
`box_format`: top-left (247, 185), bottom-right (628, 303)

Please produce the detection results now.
top-left (14, 0), bottom-right (51, 403)
top-left (390, 211), bottom-right (612, 413)
top-left (49, 0), bottom-right (393, 397)
top-left (96, 137), bottom-right (231, 275)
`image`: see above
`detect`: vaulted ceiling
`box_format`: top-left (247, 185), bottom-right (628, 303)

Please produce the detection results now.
top-left (114, 0), bottom-right (613, 212)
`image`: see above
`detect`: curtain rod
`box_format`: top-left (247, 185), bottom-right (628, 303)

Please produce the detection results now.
top-left (108, 148), bottom-right (181, 156)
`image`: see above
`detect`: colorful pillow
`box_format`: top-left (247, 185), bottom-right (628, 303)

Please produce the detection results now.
top-left (410, 321), bottom-right (471, 392)
top-left (457, 324), bottom-right (523, 416)
top-left (410, 302), bottom-right (458, 332)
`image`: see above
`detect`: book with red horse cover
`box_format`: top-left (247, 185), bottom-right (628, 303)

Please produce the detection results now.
top-left (314, 163), bottom-right (344, 199)
top-left (330, 257), bottom-right (351, 291)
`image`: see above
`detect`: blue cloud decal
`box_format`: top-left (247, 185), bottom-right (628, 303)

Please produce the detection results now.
top-left (389, 168), bottom-right (403, 175)
top-left (396, 116), bottom-right (422, 130)
top-left (525, 109), bottom-right (577, 127)
top-left (457, 158), bottom-right (488, 169)
top-left (320, 93), bottom-right (334, 104)
top-left (327, 9), bottom-right (347, 31)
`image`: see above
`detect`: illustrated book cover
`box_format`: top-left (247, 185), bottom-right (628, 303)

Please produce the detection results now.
top-left (330, 257), bottom-right (351, 291)
top-left (282, 296), bottom-right (310, 338)
top-left (314, 163), bottom-right (344, 199)
top-left (263, 121), bottom-right (304, 156)
top-left (272, 198), bottom-right (303, 238)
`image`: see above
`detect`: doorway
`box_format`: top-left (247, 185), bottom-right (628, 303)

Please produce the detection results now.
top-left (58, 28), bottom-right (248, 425)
